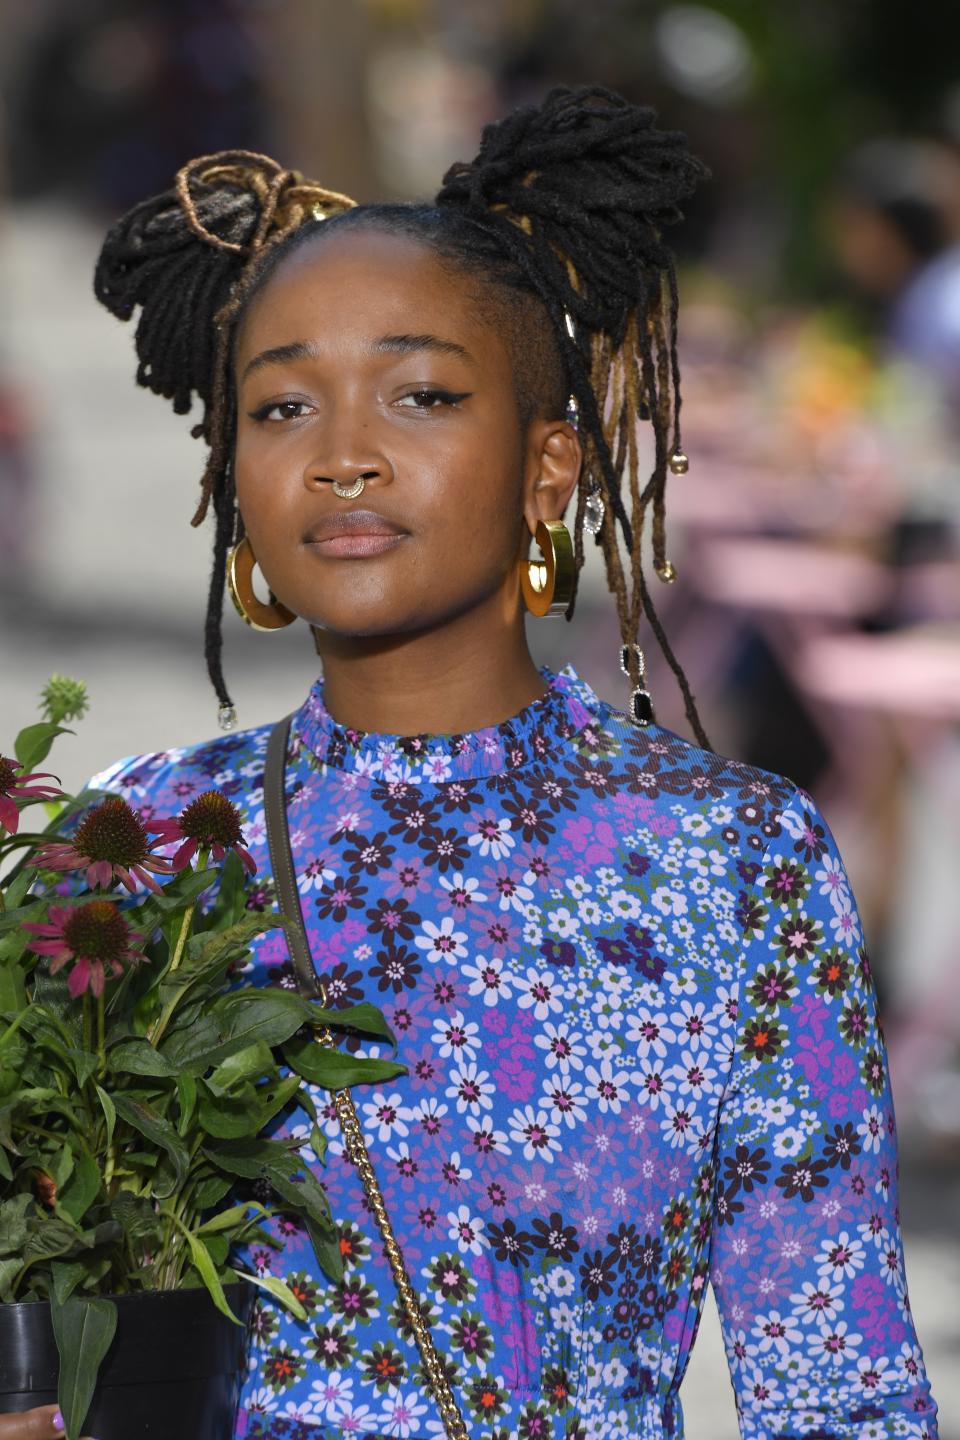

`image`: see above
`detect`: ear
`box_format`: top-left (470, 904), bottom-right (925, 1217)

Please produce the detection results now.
top-left (521, 419), bottom-right (583, 538)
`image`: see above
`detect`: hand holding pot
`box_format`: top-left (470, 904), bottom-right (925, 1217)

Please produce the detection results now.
top-left (0, 1407), bottom-right (94, 1439)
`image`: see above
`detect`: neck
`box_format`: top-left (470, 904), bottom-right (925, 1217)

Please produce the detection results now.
top-left (310, 606), bottom-right (548, 738)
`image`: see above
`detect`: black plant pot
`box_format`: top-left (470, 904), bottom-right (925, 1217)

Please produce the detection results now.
top-left (0, 1284), bottom-right (252, 1439)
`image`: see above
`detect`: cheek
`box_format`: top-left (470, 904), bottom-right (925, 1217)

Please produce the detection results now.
top-left (419, 427), bottom-right (525, 552)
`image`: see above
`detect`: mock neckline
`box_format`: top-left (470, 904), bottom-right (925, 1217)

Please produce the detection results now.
top-left (292, 663), bottom-right (608, 782)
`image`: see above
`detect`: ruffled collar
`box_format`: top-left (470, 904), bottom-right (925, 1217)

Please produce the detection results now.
top-left (293, 663), bottom-right (607, 782)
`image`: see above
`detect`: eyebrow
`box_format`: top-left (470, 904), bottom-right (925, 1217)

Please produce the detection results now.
top-left (373, 333), bottom-right (475, 364)
top-left (242, 340), bottom-right (318, 382)
top-left (241, 332), bottom-right (475, 382)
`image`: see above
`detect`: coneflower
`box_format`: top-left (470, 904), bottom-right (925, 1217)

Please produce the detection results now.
top-left (0, 754), bottom-right (64, 834)
top-left (34, 795), bottom-right (173, 894)
top-left (24, 899), bottom-right (146, 998)
top-left (151, 789), bottom-right (256, 874)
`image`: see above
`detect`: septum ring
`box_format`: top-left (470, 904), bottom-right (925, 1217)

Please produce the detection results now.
top-left (331, 475), bottom-right (366, 499)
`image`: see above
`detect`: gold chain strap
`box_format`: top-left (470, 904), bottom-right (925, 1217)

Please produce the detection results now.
top-left (316, 1021), bottom-right (470, 1440)
top-left (263, 717), bottom-right (469, 1438)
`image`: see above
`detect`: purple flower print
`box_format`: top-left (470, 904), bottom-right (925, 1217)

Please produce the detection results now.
top-left (852, 1272), bottom-right (904, 1345)
top-left (492, 1020), bottom-right (537, 1102)
top-left (558, 813), bottom-right (619, 867)
top-left (795, 1028), bottom-right (837, 1083)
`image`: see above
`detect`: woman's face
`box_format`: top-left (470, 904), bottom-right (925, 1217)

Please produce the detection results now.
top-left (233, 228), bottom-right (580, 640)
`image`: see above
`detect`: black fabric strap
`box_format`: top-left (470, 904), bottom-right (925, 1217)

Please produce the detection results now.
top-left (264, 715), bottom-right (323, 1000)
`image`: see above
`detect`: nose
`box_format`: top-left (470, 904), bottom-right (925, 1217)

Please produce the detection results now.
top-left (303, 412), bottom-right (393, 494)
top-left (306, 460), bottom-right (389, 493)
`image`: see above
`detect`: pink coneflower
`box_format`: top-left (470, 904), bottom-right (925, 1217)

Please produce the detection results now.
top-left (34, 795), bottom-right (173, 895)
top-left (151, 790), bottom-right (256, 874)
top-left (24, 899), bottom-right (146, 998)
top-left (0, 754), bottom-right (64, 834)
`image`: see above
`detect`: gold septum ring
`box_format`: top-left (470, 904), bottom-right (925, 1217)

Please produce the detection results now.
top-left (331, 476), bottom-right (366, 499)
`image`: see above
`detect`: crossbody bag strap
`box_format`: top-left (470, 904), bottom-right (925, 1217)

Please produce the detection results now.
top-left (263, 717), bottom-right (470, 1440)
top-left (264, 715), bottom-right (323, 998)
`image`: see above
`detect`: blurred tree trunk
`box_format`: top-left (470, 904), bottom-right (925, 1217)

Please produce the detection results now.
top-left (258, 0), bottom-right (378, 201)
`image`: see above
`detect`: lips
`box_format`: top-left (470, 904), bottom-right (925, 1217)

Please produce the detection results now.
top-left (303, 509), bottom-right (409, 559)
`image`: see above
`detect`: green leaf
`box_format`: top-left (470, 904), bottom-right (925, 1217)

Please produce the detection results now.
top-left (158, 1014), bottom-right (224, 1073)
top-left (51, 1295), bottom-right (118, 1440)
top-left (283, 1035), bottom-right (407, 1090)
top-left (176, 1073), bottom-right (197, 1135)
top-left (210, 988), bottom-right (315, 1050)
top-left (0, 961), bottom-right (27, 1016)
top-left (14, 721), bottom-right (72, 774)
top-left (237, 1268), bottom-right (308, 1321)
top-left (0, 1253), bottom-right (23, 1302)
top-left (111, 1095), bottom-right (189, 1198)
top-left (51, 1259), bottom-right (90, 1307)
top-left (94, 1084), bottom-right (116, 1149)
top-left (188, 910), bottom-right (281, 967)
top-left (197, 1083), bottom-right (259, 1140)
top-left (196, 1201), bottom-right (270, 1237)
top-left (59, 1151), bottom-right (102, 1224)
top-left (20, 1213), bottom-right (79, 1262)
top-left (0, 1194), bottom-right (33, 1259)
top-left (268, 1164), bottom-right (333, 1234)
top-left (1, 867), bottom-right (34, 912)
top-left (108, 1040), bottom-right (179, 1078)
top-left (50, 1145), bottom-right (75, 1192)
top-left (202, 1137), bottom-right (300, 1181)
top-left (306, 1214), bottom-right (344, 1285)
top-left (207, 1040), bottom-right (275, 1095)
top-left (316, 1002), bottom-right (397, 1045)
top-left (206, 851), bottom-right (258, 929)
top-left (198, 1074), bottom-right (302, 1139)
top-left (109, 1192), bottom-right (162, 1250)
top-left (166, 1214), bottom-right (241, 1326)
top-left (146, 867), bottom-right (219, 914)
top-left (189, 1174), bottom-right (234, 1210)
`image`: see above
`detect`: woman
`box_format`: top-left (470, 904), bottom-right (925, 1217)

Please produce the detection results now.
top-left (46, 88), bottom-right (936, 1438)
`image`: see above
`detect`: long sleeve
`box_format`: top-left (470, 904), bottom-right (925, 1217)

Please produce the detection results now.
top-left (709, 787), bottom-right (939, 1438)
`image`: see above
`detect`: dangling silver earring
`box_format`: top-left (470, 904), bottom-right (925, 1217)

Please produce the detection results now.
top-left (583, 479), bottom-right (605, 536)
top-left (566, 393), bottom-right (605, 537)
top-left (620, 644), bottom-right (653, 726)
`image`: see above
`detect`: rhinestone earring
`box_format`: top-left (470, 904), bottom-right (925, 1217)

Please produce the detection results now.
top-left (583, 480), bottom-right (605, 536)
top-left (620, 643), bottom-right (653, 726)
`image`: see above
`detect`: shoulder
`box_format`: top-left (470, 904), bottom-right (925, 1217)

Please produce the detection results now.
top-left (591, 700), bottom-right (801, 817)
top-left (573, 701), bottom-right (848, 885)
top-left (84, 720), bottom-right (276, 824)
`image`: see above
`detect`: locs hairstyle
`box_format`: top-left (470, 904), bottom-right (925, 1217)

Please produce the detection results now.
top-left (93, 86), bottom-right (712, 747)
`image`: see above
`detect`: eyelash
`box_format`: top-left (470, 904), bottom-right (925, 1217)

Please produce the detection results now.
top-left (247, 388), bottom-right (470, 423)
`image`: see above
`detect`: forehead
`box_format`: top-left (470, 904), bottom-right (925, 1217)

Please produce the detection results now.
top-left (237, 227), bottom-right (508, 366)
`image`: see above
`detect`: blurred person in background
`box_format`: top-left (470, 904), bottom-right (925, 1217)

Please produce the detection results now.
top-left (830, 137), bottom-right (960, 406)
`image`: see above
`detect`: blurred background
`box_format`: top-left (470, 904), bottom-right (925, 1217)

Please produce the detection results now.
top-left (0, 0), bottom-right (958, 1431)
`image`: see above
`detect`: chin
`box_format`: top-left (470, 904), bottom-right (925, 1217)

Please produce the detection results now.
top-left (305, 604), bottom-right (439, 642)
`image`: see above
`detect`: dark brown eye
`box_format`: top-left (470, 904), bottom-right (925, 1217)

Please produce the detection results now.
top-left (397, 389), bottom-right (470, 409)
top-left (249, 400), bottom-right (310, 422)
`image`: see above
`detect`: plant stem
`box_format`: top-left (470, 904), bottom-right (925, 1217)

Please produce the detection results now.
top-left (167, 903), bottom-right (194, 979)
top-left (146, 852), bottom-right (207, 1047)
top-left (96, 989), bottom-right (106, 1072)
top-left (82, 992), bottom-right (92, 1055)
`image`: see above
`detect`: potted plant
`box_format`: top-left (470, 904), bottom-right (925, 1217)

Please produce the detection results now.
top-left (0, 678), bottom-right (404, 1440)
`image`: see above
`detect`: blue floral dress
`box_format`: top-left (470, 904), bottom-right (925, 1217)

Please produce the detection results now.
top-left (87, 664), bottom-right (938, 1439)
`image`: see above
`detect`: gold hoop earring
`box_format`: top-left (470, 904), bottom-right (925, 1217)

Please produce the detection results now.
top-left (227, 537), bottom-right (297, 631)
top-left (520, 519), bottom-right (575, 616)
